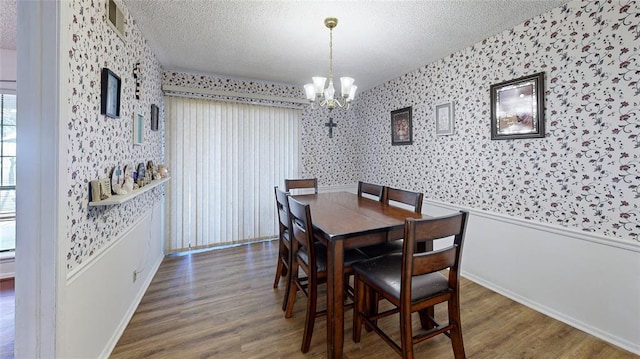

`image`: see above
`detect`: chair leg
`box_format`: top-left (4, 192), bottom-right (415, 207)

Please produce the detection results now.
top-left (273, 256), bottom-right (284, 289)
top-left (367, 289), bottom-right (379, 332)
top-left (418, 306), bottom-right (435, 329)
top-left (301, 277), bottom-right (318, 353)
top-left (352, 275), bottom-right (365, 343)
top-left (281, 263), bottom-right (292, 311)
top-left (273, 239), bottom-right (287, 288)
top-left (448, 296), bottom-right (466, 359)
top-left (399, 304), bottom-right (414, 359)
top-left (284, 262), bottom-right (299, 319)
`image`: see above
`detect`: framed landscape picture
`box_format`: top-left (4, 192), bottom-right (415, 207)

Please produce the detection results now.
top-left (391, 106), bottom-right (413, 146)
top-left (490, 72), bottom-right (545, 140)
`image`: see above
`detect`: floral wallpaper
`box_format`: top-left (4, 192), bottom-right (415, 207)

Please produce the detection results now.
top-left (66, 0), bottom-right (165, 271)
top-left (354, 0), bottom-right (639, 242)
top-left (141, 0), bottom-right (637, 245)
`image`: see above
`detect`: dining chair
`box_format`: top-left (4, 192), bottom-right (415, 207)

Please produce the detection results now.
top-left (284, 178), bottom-right (318, 195)
top-left (284, 197), bottom-right (369, 353)
top-left (384, 186), bottom-right (423, 213)
top-left (352, 211), bottom-right (469, 359)
top-left (357, 181), bottom-right (384, 202)
top-left (273, 186), bottom-right (293, 311)
top-left (359, 187), bottom-right (423, 258)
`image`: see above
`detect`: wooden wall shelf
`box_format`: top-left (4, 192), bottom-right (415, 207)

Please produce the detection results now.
top-left (89, 177), bottom-right (170, 206)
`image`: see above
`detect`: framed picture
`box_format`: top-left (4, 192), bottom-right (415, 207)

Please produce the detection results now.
top-left (490, 72), bottom-right (545, 140)
top-left (391, 106), bottom-right (413, 146)
top-left (133, 113), bottom-right (144, 145)
top-left (100, 68), bottom-right (121, 118)
top-left (150, 104), bottom-right (159, 131)
top-left (435, 102), bottom-right (455, 136)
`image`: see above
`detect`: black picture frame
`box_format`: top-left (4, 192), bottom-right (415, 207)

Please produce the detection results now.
top-left (391, 106), bottom-right (413, 146)
top-left (490, 72), bottom-right (545, 140)
top-left (101, 68), bottom-right (121, 118)
top-left (150, 104), bottom-right (159, 131)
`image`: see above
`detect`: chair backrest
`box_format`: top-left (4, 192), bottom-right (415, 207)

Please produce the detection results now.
top-left (274, 186), bottom-right (291, 236)
top-left (285, 178), bottom-right (318, 195)
top-left (287, 197), bottom-right (317, 274)
top-left (357, 181), bottom-right (384, 202)
top-left (383, 187), bottom-right (423, 213)
top-left (401, 211), bottom-right (469, 295)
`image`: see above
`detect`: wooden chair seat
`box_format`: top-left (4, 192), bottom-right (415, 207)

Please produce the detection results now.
top-left (351, 253), bottom-right (450, 303)
top-left (357, 240), bottom-right (404, 259)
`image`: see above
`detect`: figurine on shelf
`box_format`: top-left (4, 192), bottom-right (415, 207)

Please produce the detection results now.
top-left (144, 161), bottom-right (152, 184)
top-left (111, 165), bottom-right (128, 195)
top-left (99, 178), bottom-right (111, 200)
top-left (123, 171), bottom-right (134, 193)
top-left (158, 165), bottom-right (169, 178)
top-left (148, 160), bottom-right (161, 180)
top-left (136, 162), bottom-right (146, 187)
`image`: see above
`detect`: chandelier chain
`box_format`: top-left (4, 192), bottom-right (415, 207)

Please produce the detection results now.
top-left (328, 27), bottom-right (333, 81)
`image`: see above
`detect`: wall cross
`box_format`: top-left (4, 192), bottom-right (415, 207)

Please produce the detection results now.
top-left (325, 118), bottom-right (337, 138)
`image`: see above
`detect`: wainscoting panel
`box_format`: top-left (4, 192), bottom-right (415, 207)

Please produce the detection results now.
top-left (425, 199), bottom-right (640, 355)
top-left (65, 202), bottom-right (165, 359)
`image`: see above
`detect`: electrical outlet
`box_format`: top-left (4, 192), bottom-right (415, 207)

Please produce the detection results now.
top-left (132, 270), bottom-right (137, 282)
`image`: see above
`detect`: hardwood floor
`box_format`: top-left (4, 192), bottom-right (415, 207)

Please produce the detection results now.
top-left (0, 278), bottom-right (14, 359)
top-left (111, 240), bottom-right (637, 359)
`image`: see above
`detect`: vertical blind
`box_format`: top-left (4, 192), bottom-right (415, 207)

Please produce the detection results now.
top-left (165, 96), bottom-right (301, 252)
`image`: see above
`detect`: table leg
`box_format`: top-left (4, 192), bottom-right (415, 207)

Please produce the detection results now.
top-left (326, 239), bottom-right (344, 359)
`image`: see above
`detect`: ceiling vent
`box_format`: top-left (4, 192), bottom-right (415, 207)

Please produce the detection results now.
top-left (107, 0), bottom-right (125, 40)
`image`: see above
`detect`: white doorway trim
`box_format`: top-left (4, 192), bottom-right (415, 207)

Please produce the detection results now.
top-left (15, 0), bottom-right (63, 357)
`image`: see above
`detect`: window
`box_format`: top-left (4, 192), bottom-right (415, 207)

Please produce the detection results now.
top-left (0, 94), bottom-right (16, 252)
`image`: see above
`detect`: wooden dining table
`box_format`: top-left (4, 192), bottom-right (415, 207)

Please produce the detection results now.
top-left (291, 191), bottom-right (429, 359)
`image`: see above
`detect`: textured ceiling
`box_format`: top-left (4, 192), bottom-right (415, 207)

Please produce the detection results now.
top-left (0, 1), bottom-right (569, 91)
top-left (125, 0), bottom-right (568, 92)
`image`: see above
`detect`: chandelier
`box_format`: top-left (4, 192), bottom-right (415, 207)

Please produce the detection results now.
top-left (304, 17), bottom-right (357, 111)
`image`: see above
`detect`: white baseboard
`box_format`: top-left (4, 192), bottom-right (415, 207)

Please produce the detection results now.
top-left (462, 271), bottom-right (640, 355)
top-left (0, 253), bottom-right (15, 279)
